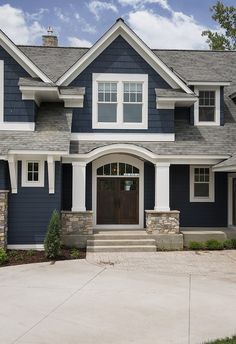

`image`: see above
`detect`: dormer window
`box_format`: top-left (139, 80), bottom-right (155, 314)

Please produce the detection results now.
top-left (92, 73), bottom-right (148, 129)
top-left (194, 86), bottom-right (220, 126)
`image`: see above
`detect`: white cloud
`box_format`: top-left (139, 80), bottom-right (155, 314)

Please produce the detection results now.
top-left (88, 1), bottom-right (118, 20)
top-left (68, 36), bottom-right (92, 47)
top-left (26, 8), bottom-right (49, 21)
top-left (74, 13), bottom-right (97, 34)
top-left (54, 7), bottom-right (70, 23)
top-left (0, 4), bottom-right (46, 44)
top-left (118, 0), bottom-right (170, 10)
top-left (127, 10), bottom-right (208, 49)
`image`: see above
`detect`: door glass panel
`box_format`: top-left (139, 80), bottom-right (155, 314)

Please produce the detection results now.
top-left (98, 180), bottom-right (114, 191)
top-left (104, 164), bottom-right (111, 175)
top-left (111, 163), bottom-right (118, 175)
top-left (120, 179), bottom-right (137, 191)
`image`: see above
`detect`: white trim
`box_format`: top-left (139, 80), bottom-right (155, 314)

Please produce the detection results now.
top-left (154, 162), bottom-right (170, 211)
top-left (189, 165), bottom-right (215, 202)
top-left (47, 156), bottom-right (55, 194)
top-left (213, 165), bottom-right (236, 172)
top-left (72, 162), bottom-right (87, 211)
top-left (156, 97), bottom-right (197, 109)
top-left (92, 73), bottom-right (148, 129)
top-left (188, 81), bottom-right (230, 86)
top-left (8, 155), bottom-right (17, 193)
top-left (92, 154), bottom-right (144, 229)
top-left (21, 158), bottom-right (45, 188)
top-left (194, 86), bottom-right (221, 126)
top-left (71, 133), bottom-right (175, 142)
top-left (8, 150), bottom-right (66, 156)
top-left (228, 173), bottom-right (236, 226)
top-left (56, 20), bottom-right (193, 94)
top-left (0, 60), bottom-right (3, 122)
top-left (0, 122), bottom-right (35, 131)
top-left (7, 244), bottom-right (44, 250)
top-left (0, 31), bottom-right (51, 82)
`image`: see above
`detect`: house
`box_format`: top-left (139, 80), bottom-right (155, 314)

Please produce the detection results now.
top-left (0, 18), bottom-right (235, 252)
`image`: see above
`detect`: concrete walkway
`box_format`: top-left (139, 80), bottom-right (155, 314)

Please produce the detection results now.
top-left (0, 251), bottom-right (236, 344)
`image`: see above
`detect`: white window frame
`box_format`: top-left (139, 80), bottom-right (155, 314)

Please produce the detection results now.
top-left (194, 86), bottom-right (220, 126)
top-left (0, 60), bottom-right (3, 122)
top-left (92, 73), bottom-right (148, 129)
top-left (190, 165), bottom-right (215, 202)
top-left (22, 158), bottom-right (45, 187)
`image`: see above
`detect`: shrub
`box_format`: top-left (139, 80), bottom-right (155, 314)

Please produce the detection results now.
top-left (44, 210), bottom-right (61, 259)
top-left (231, 239), bottom-right (236, 249)
top-left (70, 248), bottom-right (80, 259)
top-left (189, 241), bottom-right (205, 250)
top-left (205, 240), bottom-right (224, 250)
top-left (26, 249), bottom-right (36, 256)
top-left (223, 239), bottom-right (234, 250)
top-left (0, 248), bottom-right (8, 265)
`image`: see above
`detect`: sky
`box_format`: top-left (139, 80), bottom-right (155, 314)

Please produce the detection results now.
top-left (0, 0), bottom-right (233, 49)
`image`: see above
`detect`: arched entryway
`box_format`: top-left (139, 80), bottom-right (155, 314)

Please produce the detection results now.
top-left (92, 154), bottom-right (144, 229)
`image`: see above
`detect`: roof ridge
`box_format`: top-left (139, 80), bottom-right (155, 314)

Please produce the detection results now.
top-left (153, 49), bottom-right (236, 53)
top-left (18, 45), bottom-right (90, 49)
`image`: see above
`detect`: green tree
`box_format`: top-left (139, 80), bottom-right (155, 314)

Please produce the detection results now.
top-left (202, 1), bottom-right (236, 50)
top-left (44, 210), bottom-right (61, 259)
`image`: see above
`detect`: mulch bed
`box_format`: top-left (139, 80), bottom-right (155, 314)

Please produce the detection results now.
top-left (1, 248), bottom-right (86, 267)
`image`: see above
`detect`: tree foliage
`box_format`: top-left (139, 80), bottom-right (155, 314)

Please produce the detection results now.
top-left (202, 1), bottom-right (236, 50)
top-left (44, 210), bottom-right (61, 259)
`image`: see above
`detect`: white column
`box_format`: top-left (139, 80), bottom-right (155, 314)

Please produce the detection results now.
top-left (72, 162), bottom-right (86, 212)
top-left (154, 162), bottom-right (170, 212)
top-left (47, 156), bottom-right (55, 194)
top-left (8, 155), bottom-right (17, 194)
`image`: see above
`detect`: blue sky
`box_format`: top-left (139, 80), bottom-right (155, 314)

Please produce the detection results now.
top-left (0, 0), bottom-right (233, 49)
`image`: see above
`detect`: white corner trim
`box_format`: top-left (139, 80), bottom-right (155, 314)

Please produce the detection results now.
top-left (92, 73), bottom-right (148, 129)
top-left (8, 155), bottom-right (17, 194)
top-left (47, 156), bottom-right (55, 194)
top-left (56, 20), bottom-right (193, 94)
top-left (194, 86), bottom-right (221, 126)
top-left (0, 60), bottom-right (3, 123)
top-left (71, 133), bottom-right (175, 142)
top-left (21, 158), bottom-right (45, 188)
top-left (0, 31), bottom-right (51, 82)
top-left (189, 165), bottom-right (215, 203)
top-left (7, 244), bottom-right (44, 250)
top-left (92, 154), bottom-right (144, 229)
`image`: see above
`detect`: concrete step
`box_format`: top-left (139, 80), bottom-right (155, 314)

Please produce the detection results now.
top-left (87, 239), bottom-right (156, 246)
top-left (182, 230), bottom-right (227, 248)
top-left (87, 245), bottom-right (156, 253)
top-left (92, 231), bottom-right (149, 240)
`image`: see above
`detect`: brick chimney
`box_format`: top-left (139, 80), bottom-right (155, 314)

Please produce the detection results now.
top-left (42, 27), bottom-right (58, 47)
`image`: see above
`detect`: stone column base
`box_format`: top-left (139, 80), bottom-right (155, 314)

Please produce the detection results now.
top-left (145, 210), bottom-right (180, 234)
top-left (61, 211), bottom-right (93, 236)
top-left (0, 191), bottom-right (8, 249)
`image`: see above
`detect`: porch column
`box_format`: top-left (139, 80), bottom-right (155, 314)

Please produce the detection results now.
top-left (154, 162), bottom-right (170, 211)
top-left (72, 162), bottom-right (86, 212)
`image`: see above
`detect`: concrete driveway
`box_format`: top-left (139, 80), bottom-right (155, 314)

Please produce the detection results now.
top-left (1, 251), bottom-right (236, 344)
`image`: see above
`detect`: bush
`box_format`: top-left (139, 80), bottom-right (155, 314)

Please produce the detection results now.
top-left (205, 240), bottom-right (224, 250)
top-left (223, 239), bottom-right (234, 250)
top-left (70, 248), bottom-right (80, 259)
top-left (0, 248), bottom-right (8, 265)
top-left (189, 241), bottom-right (205, 250)
top-left (44, 210), bottom-right (61, 259)
top-left (231, 239), bottom-right (236, 249)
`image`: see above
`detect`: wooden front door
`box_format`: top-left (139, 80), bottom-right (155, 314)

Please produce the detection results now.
top-left (97, 177), bottom-right (139, 225)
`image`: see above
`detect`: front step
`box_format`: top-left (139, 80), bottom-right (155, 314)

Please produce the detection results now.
top-left (182, 230), bottom-right (227, 248)
top-left (87, 231), bottom-right (157, 252)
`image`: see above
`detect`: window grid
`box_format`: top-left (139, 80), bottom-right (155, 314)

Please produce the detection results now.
top-left (98, 82), bottom-right (117, 103)
top-left (97, 163), bottom-right (139, 176)
top-left (123, 82), bottom-right (143, 103)
top-left (27, 161), bottom-right (39, 182)
top-left (199, 90), bottom-right (215, 122)
top-left (194, 167), bottom-right (210, 198)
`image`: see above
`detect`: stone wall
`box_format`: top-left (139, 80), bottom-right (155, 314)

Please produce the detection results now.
top-left (145, 210), bottom-right (180, 234)
top-left (0, 191), bottom-right (8, 249)
top-left (61, 211), bottom-right (93, 235)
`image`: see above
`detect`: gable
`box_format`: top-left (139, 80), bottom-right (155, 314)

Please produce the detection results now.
top-left (57, 19), bottom-right (193, 94)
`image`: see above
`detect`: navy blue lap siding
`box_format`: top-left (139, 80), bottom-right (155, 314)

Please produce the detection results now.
top-left (0, 160), bottom-right (10, 190)
top-left (70, 35), bottom-right (174, 133)
top-left (61, 163), bottom-right (92, 211)
top-left (0, 46), bottom-right (36, 122)
top-left (170, 165), bottom-right (227, 227)
top-left (144, 162), bottom-right (155, 227)
top-left (8, 161), bottom-right (62, 245)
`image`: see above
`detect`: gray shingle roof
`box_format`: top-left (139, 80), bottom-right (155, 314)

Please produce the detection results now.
top-left (155, 88), bottom-right (197, 98)
top-left (0, 104), bottom-right (72, 154)
top-left (18, 77), bottom-right (55, 87)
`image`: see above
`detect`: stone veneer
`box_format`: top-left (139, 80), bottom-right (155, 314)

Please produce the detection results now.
top-left (61, 211), bottom-right (93, 235)
top-left (145, 210), bottom-right (180, 234)
top-left (0, 191), bottom-right (8, 249)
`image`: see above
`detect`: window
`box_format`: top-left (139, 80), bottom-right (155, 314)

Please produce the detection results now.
top-left (190, 166), bottom-right (214, 202)
top-left (93, 73), bottom-right (148, 129)
top-left (22, 159), bottom-right (45, 187)
top-left (194, 86), bottom-right (220, 126)
top-left (97, 163), bottom-right (139, 176)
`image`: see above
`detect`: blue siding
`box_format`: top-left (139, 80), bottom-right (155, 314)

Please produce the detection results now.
top-left (70, 35), bottom-right (174, 133)
top-left (0, 160), bottom-right (9, 190)
top-left (0, 46), bottom-right (36, 122)
top-left (220, 86), bottom-right (224, 125)
top-left (170, 165), bottom-right (228, 227)
top-left (8, 161), bottom-right (62, 245)
top-left (144, 162), bottom-right (155, 227)
top-left (86, 163), bottom-right (92, 210)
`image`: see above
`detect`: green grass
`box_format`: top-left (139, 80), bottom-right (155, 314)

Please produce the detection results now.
top-left (204, 335), bottom-right (236, 343)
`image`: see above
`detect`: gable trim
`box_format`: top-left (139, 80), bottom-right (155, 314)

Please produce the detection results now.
top-left (56, 20), bottom-right (193, 94)
top-left (0, 30), bottom-right (51, 83)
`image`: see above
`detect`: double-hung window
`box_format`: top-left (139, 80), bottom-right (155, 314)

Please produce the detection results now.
top-left (22, 159), bottom-right (45, 187)
top-left (190, 166), bottom-right (214, 202)
top-left (93, 73), bottom-right (148, 129)
top-left (194, 86), bottom-right (220, 126)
